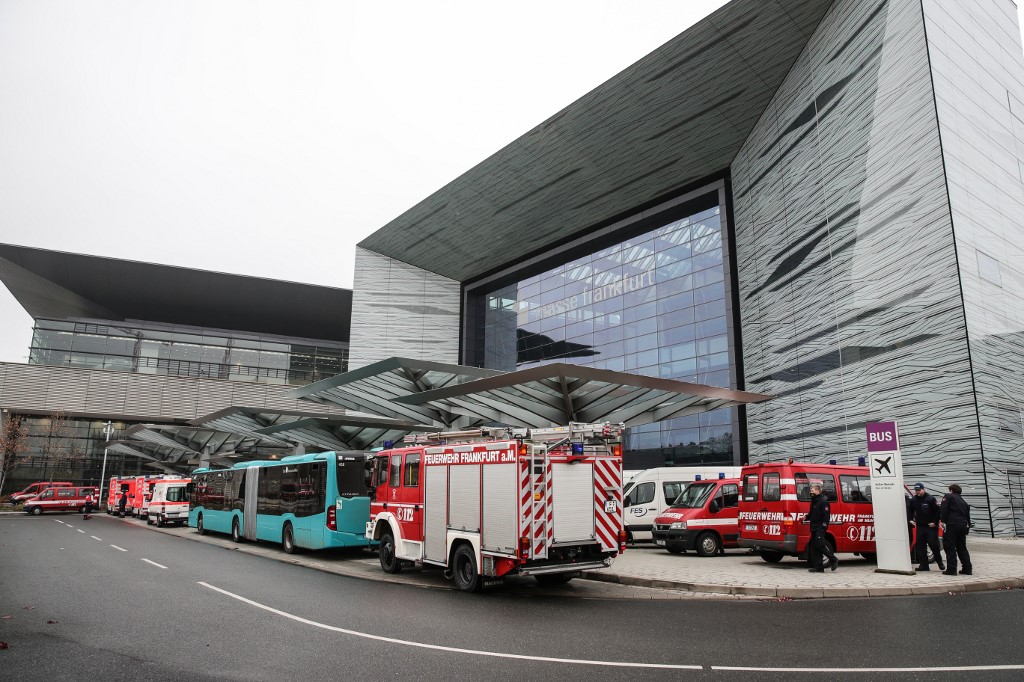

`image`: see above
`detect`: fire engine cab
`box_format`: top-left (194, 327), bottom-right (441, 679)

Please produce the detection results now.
top-left (366, 422), bottom-right (627, 592)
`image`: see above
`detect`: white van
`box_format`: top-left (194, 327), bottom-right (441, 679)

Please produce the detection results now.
top-left (623, 466), bottom-right (741, 541)
top-left (145, 479), bottom-right (191, 527)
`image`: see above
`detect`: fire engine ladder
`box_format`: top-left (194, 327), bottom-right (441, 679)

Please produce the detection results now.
top-left (527, 447), bottom-right (551, 560)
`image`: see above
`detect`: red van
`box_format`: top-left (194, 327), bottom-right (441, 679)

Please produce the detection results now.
top-left (11, 481), bottom-right (73, 503)
top-left (737, 462), bottom-right (876, 563)
top-left (23, 486), bottom-right (99, 515)
top-left (651, 477), bottom-right (741, 556)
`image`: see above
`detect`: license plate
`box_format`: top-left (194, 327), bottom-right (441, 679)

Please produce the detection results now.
top-left (654, 540), bottom-right (665, 546)
top-left (744, 524), bottom-right (758, 532)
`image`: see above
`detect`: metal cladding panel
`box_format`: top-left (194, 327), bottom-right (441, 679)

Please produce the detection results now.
top-left (448, 465), bottom-right (480, 533)
top-left (551, 463), bottom-right (595, 544)
top-left (123, 374), bottom-right (167, 419)
top-left (159, 376), bottom-right (200, 418)
top-left (482, 463), bottom-right (517, 554)
top-left (424, 467), bottom-right (448, 562)
top-left (84, 371), bottom-right (129, 415)
top-left (40, 366), bottom-right (88, 412)
top-left (0, 364), bottom-right (53, 409)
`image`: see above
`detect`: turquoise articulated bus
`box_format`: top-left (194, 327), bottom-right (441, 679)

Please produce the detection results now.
top-left (188, 451), bottom-right (374, 553)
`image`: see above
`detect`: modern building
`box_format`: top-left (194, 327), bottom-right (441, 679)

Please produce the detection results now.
top-left (0, 243), bottom-right (352, 490)
top-left (347, 0), bottom-right (1024, 535)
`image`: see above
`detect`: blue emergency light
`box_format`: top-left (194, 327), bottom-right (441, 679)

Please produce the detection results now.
top-left (571, 442), bottom-right (585, 455)
top-left (384, 440), bottom-right (394, 450)
top-left (718, 472), bottom-right (725, 479)
top-left (695, 475), bottom-right (702, 481)
top-left (857, 456), bottom-right (866, 466)
top-left (829, 459), bottom-right (837, 465)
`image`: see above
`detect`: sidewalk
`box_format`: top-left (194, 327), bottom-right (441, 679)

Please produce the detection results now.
top-left (586, 538), bottom-right (1024, 598)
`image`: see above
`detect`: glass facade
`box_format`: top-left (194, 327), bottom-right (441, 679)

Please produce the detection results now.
top-left (28, 319), bottom-right (347, 386)
top-left (467, 204), bottom-right (736, 467)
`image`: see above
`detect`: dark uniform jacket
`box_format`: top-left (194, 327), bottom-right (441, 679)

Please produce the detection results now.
top-left (908, 493), bottom-right (940, 526)
top-left (940, 492), bottom-right (971, 527)
top-left (806, 493), bottom-right (830, 531)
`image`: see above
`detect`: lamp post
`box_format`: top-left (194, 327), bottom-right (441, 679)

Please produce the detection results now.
top-left (97, 421), bottom-right (113, 510)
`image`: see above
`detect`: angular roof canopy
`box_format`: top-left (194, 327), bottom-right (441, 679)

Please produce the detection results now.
top-left (0, 243), bottom-right (351, 342)
top-left (292, 357), bottom-right (502, 427)
top-left (358, 0), bottom-right (833, 282)
top-left (393, 363), bottom-right (771, 428)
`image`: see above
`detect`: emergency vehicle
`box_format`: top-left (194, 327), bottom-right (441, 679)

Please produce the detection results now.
top-left (623, 466), bottom-right (741, 541)
top-left (131, 475), bottom-right (165, 517)
top-left (106, 476), bottom-right (138, 514)
top-left (365, 422), bottom-right (627, 592)
top-left (737, 462), bottom-right (876, 563)
top-left (651, 475), bottom-right (741, 556)
top-left (146, 478), bottom-right (191, 527)
top-left (10, 481), bottom-right (73, 503)
top-left (22, 486), bottom-right (99, 515)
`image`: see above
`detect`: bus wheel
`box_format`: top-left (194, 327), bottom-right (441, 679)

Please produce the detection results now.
top-left (760, 551), bottom-right (785, 563)
top-left (283, 523), bottom-right (297, 554)
top-left (452, 545), bottom-right (481, 592)
top-left (232, 518), bottom-right (243, 543)
top-left (197, 513), bottom-right (206, 535)
top-left (695, 532), bottom-right (721, 557)
top-left (379, 531), bottom-right (402, 573)
top-left (666, 542), bottom-right (685, 555)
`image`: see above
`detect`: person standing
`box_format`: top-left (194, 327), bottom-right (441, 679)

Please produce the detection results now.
top-left (805, 482), bottom-right (838, 572)
top-left (940, 484), bottom-right (973, 576)
top-left (118, 491), bottom-right (128, 518)
top-left (908, 483), bottom-right (944, 571)
top-left (83, 492), bottom-right (94, 520)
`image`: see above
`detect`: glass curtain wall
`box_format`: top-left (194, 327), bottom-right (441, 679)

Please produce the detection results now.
top-left (467, 205), bottom-right (735, 466)
top-left (28, 320), bottom-right (347, 386)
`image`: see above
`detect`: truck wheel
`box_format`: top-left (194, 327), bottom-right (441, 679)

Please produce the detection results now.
top-left (666, 541), bottom-right (685, 555)
top-left (197, 513), bottom-right (206, 535)
top-left (695, 532), bottom-right (721, 557)
top-left (146, 515), bottom-right (153, 526)
top-left (155, 515), bottom-right (164, 528)
top-left (283, 523), bottom-right (297, 554)
top-left (379, 531), bottom-right (402, 573)
top-left (29, 506), bottom-right (42, 516)
top-left (452, 545), bottom-right (481, 592)
top-left (232, 518), bottom-right (243, 543)
top-left (760, 551), bottom-right (785, 563)
top-left (535, 573), bottom-right (573, 586)
top-left (860, 552), bottom-right (877, 563)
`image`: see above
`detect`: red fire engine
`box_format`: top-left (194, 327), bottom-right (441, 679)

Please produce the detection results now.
top-left (366, 422), bottom-right (627, 592)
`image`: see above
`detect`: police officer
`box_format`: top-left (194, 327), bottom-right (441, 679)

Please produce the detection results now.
top-left (940, 483), bottom-right (973, 576)
top-left (908, 482), bottom-right (944, 571)
top-left (805, 482), bottom-right (838, 572)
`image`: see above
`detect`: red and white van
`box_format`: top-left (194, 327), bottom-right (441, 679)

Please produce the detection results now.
top-left (737, 462), bottom-right (876, 563)
top-left (11, 481), bottom-right (73, 503)
top-left (651, 476), bottom-right (741, 556)
top-left (146, 479), bottom-right (191, 527)
top-left (23, 486), bottom-right (99, 515)
top-left (107, 476), bottom-right (138, 514)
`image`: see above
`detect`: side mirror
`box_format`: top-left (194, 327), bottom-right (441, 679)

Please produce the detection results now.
top-left (709, 499), bottom-right (722, 513)
top-left (624, 495), bottom-right (632, 508)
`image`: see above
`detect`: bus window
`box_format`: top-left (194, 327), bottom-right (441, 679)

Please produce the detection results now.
top-left (404, 454), bottom-right (420, 487)
top-left (338, 458), bottom-right (369, 498)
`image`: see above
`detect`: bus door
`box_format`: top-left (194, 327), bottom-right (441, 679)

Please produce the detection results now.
top-left (243, 467), bottom-right (259, 541)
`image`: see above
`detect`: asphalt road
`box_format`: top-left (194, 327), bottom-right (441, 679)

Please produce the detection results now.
top-left (2, 513), bottom-right (1023, 681)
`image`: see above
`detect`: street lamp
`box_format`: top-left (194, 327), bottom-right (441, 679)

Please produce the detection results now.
top-left (97, 421), bottom-right (113, 510)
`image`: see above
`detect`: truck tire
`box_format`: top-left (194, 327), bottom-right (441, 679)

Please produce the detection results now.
top-left (231, 518), bottom-right (243, 543)
top-left (379, 530), bottom-right (402, 574)
top-left (695, 531), bottom-right (721, 557)
top-left (452, 544), bottom-right (481, 592)
top-left (535, 573), bottom-right (573, 586)
top-left (146, 515), bottom-right (153, 526)
top-left (665, 541), bottom-right (685, 555)
top-left (156, 515), bottom-right (164, 528)
top-left (760, 550), bottom-right (785, 563)
top-left (197, 513), bottom-right (206, 535)
top-left (283, 523), bottom-right (297, 554)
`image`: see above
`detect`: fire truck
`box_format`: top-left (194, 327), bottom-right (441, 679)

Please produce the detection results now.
top-left (365, 422), bottom-right (627, 592)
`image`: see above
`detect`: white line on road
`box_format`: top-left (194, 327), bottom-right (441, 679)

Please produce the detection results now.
top-left (77, 529), bottom-right (85, 534)
top-left (141, 558), bottom-right (167, 569)
top-left (55, 520), bottom-right (64, 524)
top-left (198, 582), bottom-right (702, 670)
top-left (110, 545), bottom-right (127, 552)
top-left (66, 524), bottom-right (74, 528)
top-left (91, 536), bottom-right (102, 541)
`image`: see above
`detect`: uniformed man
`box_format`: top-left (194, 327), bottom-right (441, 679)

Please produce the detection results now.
top-left (805, 482), bottom-right (838, 572)
top-left (908, 482), bottom-right (944, 571)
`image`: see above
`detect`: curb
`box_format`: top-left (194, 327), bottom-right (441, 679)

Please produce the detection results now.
top-left (580, 571), bottom-right (1024, 599)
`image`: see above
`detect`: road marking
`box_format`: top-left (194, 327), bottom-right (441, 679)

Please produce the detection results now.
top-left (55, 520), bottom-right (64, 524)
top-left (110, 545), bottom-right (127, 552)
top-left (77, 529), bottom-right (85, 534)
top-left (141, 558), bottom-right (168, 569)
top-left (711, 665), bottom-right (1024, 673)
top-left (198, 582), bottom-right (701, 670)
top-left (66, 524), bottom-right (74, 528)
top-left (91, 536), bottom-right (102, 541)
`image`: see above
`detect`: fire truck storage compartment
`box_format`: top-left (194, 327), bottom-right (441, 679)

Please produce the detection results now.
top-left (448, 464), bottom-right (481, 533)
top-left (424, 466), bottom-right (448, 562)
top-left (482, 463), bottom-right (517, 554)
top-left (552, 462), bottom-right (596, 544)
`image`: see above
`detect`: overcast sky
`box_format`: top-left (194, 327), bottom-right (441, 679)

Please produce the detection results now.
top-left (1, 1), bottom-right (1023, 365)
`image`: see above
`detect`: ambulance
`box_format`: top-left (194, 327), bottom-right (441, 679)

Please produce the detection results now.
top-left (107, 476), bottom-right (137, 514)
top-left (622, 466), bottom-right (741, 541)
top-left (145, 478), bottom-right (191, 527)
top-left (365, 422), bottom-right (627, 592)
top-left (737, 462), bottom-right (876, 563)
top-left (651, 475), bottom-right (741, 556)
